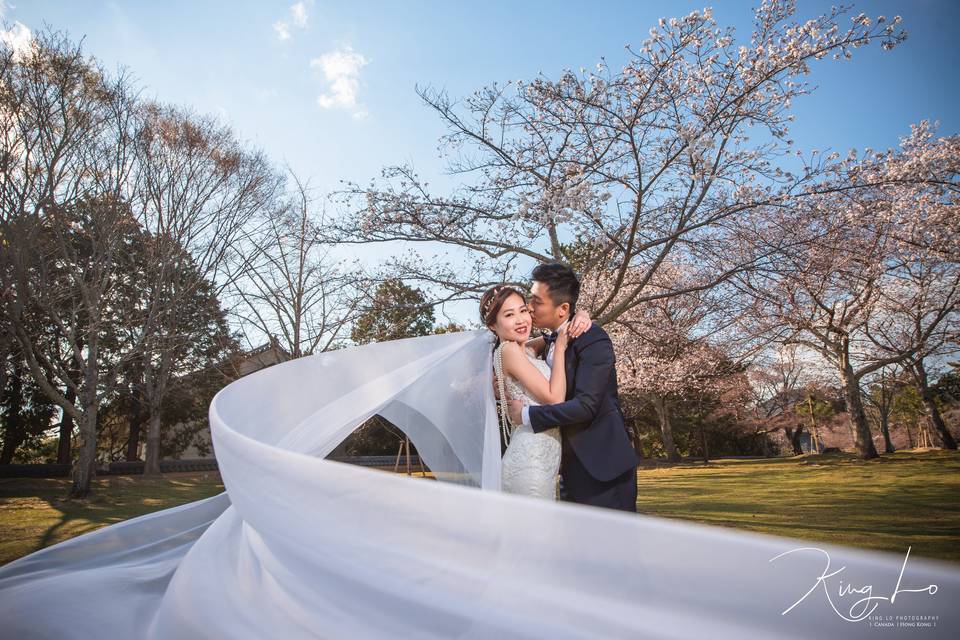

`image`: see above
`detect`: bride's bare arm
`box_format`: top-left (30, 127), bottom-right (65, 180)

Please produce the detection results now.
top-left (525, 309), bottom-right (591, 355)
top-left (500, 334), bottom-right (568, 405)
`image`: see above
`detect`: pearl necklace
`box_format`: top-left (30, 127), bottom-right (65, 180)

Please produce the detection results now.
top-left (493, 343), bottom-right (514, 446)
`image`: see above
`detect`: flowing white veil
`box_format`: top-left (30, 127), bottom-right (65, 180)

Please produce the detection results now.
top-left (0, 329), bottom-right (958, 638)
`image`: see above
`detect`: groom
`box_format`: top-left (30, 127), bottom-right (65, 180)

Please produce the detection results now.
top-left (508, 263), bottom-right (639, 512)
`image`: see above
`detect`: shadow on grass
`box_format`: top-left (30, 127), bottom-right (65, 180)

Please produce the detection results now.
top-left (1, 473), bottom-right (225, 565)
top-left (635, 449), bottom-right (960, 564)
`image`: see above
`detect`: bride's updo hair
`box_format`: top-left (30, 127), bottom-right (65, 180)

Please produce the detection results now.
top-left (480, 285), bottom-right (525, 328)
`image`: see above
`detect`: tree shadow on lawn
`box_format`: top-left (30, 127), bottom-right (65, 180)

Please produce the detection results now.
top-left (634, 450), bottom-right (960, 563)
top-left (0, 474), bottom-right (225, 559)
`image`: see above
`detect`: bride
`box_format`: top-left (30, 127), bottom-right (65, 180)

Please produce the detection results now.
top-left (479, 284), bottom-right (583, 499)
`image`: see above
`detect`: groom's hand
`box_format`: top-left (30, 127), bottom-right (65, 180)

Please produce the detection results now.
top-left (507, 399), bottom-right (524, 425)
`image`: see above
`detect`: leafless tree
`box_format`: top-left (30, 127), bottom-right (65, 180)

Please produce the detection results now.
top-left (129, 102), bottom-right (280, 475)
top-left (226, 170), bottom-right (361, 358)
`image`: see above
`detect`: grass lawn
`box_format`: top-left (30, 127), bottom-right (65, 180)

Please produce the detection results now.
top-left (0, 471), bottom-right (225, 566)
top-left (636, 448), bottom-right (960, 565)
top-left (1, 449), bottom-right (958, 567)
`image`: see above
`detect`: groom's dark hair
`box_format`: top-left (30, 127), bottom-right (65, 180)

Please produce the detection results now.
top-left (531, 262), bottom-right (580, 313)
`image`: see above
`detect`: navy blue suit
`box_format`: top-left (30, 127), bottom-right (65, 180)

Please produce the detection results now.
top-left (529, 324), bottom-right (639, 511)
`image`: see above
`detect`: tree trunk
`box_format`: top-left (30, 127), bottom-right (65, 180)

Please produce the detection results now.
top-left (68, 341), bottom-right (103, 498)
top-left (69, 408), bottom-right (98, 498)
top-left (652, 395), bottom-right (680, 462)
top-left (911, 360), bottom-right (957, 450)
top-left (879, 411), bottom-right (895, 454)
top-left (57, 390), bottom-right (75, 465)
top-left (126, 386), bottom-right (145, 461)
top-left (143, 412), bottom-right (163, 476)
top-left (0, 359), bottom-right (26, 464)
top-left (0, 440), bottom-right (18, 465)
top-left (805, 394), bottom-right (823, 453)
top-left (918, 420), bottom-right (930, 448)
top-left (699, 421), bottom-right (709, 462)
top-left (58, 345), bottom-right (83, 465)
top-left (0, 428), bottom-right (23, 464)
top-left (126, 413), bottom-right (143, 461)
top-left (838, 361), bottom-right (878, 460)
top-left (143, 350), bottom-right (175, 476)
top-left (626, 420), bottom-right (643, 461)
top-left (784, 425), bottom-right (805, 455)
top-left (760, 429), bottom-right (771, 457)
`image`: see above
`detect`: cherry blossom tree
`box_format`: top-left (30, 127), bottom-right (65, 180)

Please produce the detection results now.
top-left (865, 256), bottom-right (959, 449)
top-left (855, 126), bottom-right (960, 449)
top-left (329, 2), bottom-right (906, 321)
top-left (581, 262), bottom-right (743, 461)
top-left (745, 344), bottom-right (831, 455)
top-left (736, 124), bottom-right (960, 459)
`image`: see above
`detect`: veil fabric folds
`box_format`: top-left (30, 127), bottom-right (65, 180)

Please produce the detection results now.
top-left (0, 329), bottom-right (958, 638)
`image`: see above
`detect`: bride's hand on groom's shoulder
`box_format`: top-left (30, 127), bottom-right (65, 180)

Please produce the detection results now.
top-left (568, 310), bottom-right (592, 338)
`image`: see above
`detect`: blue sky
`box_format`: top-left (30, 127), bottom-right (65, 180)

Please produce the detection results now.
top-left (5, 1), bottom-right (959, 327)
top-left (8, 1), bottom-right (958, 197)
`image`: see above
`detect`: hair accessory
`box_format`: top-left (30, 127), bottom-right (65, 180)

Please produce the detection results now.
top-left (482, 285), bottom-right (505, 317)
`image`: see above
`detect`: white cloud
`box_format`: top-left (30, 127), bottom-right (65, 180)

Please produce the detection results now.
top-left (273, 20), bottom-right (291, 41)
top-left (290, 2), bottom-right (308, 28)
top-left (310, 46), bottom-right (369, 118)
top-left (0, 1), bottom-right (32, 61)
top-left (273, 1), bottom-right (311, 42)
top-left (1, 20), bottom-right (32, 61)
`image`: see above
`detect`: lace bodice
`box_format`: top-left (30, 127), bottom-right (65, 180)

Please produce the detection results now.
top-left (495, 343), bottom-right (561, 500)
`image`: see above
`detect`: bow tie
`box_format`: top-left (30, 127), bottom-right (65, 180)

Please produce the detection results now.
top-left (542, 330), bottom-right (560, 345)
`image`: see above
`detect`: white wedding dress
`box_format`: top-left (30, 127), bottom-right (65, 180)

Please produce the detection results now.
top-left (497, 344), bottom-right (561, 499)
top-left (1, 329), bottom-right (958, 638)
